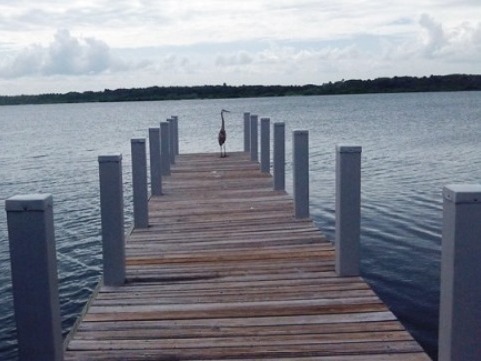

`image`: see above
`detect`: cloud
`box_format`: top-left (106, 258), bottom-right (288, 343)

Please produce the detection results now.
top-left (210, 42), bottom-right (365, 85)
top-left (216, 51), bottom-right (254, 66)
top-left (380, 14), bottom-right (481, 65)
top-left (0, 29), bottom-right (140, 79)
top-left (419, 14), bottom-right (446, 57)
top-left (417, 14), bottom-right (481, 61)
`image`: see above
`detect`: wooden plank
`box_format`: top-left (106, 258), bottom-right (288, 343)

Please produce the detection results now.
top-left (65, 342), bottom-right (428, 360)
top-left (75, 311), bottom-right (398, 331)
top-left (65, 352), bottom-right (430, 361)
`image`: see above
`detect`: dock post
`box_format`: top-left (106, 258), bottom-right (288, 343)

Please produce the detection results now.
top-left (335, 145), bottom-right (362, 277)
top-left (293, 130), bottom-right (309, 218)
top-left (250, 114), bottom-right (258, 162)
top-left (439, 184), bottom-right (481, 361)
top-left (160, 122), bottom-right (171, 176)
top-left (260, 117), bottom-right (270, 173)
top-left (98, 154), bottom-right (126, 286)
top-left (273, 122), bottom-right (285, 191)
top-left (171, 115), bottom-right (179, 155)
top-left (5, 194), bottom-right (63, 361)
top-left (167, 118), bottom-right (176, 164)
top-left (149, 127), bottom-right (162, 196)
top-left (166, 118), bottom-right (175, 163)
top-left (244, 112), bottom-right (251, 152)
top-left (131, 139), bottom-right (149, 229)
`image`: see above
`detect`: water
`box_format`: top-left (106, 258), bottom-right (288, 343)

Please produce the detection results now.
top-left (1, 92), bottom-right (480, 360)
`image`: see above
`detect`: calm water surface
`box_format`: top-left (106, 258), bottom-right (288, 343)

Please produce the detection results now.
top-left (1, 92), bottom-right (481, 360)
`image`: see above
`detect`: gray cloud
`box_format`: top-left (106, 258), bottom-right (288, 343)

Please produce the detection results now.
top-left (0, 29), bottom-right (140, 79)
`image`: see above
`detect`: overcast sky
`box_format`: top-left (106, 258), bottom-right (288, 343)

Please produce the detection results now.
top-left (0, 0), bottom-right (480, 95)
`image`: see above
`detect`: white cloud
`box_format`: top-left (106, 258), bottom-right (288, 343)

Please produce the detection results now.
top-left (0, 29), bottom-right (141, 79)
top-left (419, 14), bottom-right (447, 57)
top-left (216, 51), bottom-right (253, 67)
top-left (415, 14), bottom-right (481, 61)
top-left (379, 14), bottom-right (481, 67)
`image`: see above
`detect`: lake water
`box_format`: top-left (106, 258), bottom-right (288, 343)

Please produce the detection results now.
top-left (1, 92), bottom-right (481, 360)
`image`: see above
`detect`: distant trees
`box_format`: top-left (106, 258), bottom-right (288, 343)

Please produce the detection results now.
top-left (0, 74), bottom-right (480, 106)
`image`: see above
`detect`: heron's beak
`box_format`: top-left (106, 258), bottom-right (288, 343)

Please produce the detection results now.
top-left (221, 109), bottom-right (231, 113)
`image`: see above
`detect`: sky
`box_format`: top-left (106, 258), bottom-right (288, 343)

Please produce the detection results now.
top-left (0, 0), bottom-right (480, 95)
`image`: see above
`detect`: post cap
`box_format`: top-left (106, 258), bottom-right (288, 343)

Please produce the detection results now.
top-left (261, 118), bottom-right (270, 122)
top-left (274, 122), bottom-right (285, 127)
top-left (336, 145), bottom-right (362, 153)
top-left (250, 114), bottom-right (258, 120)
top-left (148, 127), bottom-right (160, 133)
top-left (293, 130), bottom-right (309, 136)
top-left (5, 194), bottom-right (53, 212)
top-left (131, 138), bottom-right (146, 144)
top-left (98, 154), bottom-right (122, 163)
top-left (443, 184), bottom-right (481, 204)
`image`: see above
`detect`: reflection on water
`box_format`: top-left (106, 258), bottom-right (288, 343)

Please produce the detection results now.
top-left (1, 92), bottom-right (481, 360)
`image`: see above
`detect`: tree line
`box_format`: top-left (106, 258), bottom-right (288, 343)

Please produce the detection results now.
top-left (1, 74), bottom-right (480, 106)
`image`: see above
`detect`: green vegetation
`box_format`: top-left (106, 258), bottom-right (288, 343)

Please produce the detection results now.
top-left (1, 74), bottom-right (480, 106)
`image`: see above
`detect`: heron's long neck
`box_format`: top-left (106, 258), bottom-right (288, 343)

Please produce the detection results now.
top-left (221, 114), bottom-right (225, 130)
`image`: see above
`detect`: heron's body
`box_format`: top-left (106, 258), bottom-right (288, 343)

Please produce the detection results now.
top-left (218, 110), bottom-right (229, 157)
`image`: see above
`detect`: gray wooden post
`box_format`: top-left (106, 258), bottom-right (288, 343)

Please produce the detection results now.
top-left (167, 118), bottom-right (175, 163)
top-left (335, 145), bottom-right (362, 277)
top-left (5, 194), bottom-right (63, 361)
top-left (160, 122), bottom-right (171, 176)
top-left (166, 118), bottom-right (175, 163)
top-left (149, 127), bottom-right (162, 196)
top-left (98, 154), bottom-right (126, 286)
top-left (273, 122), bottom-right (285, 191)
top-left (250, 114), bottom-right (258, 162)
top-left (439, 184), bottom-right (481, 361)
top-left (131, 139), bottom-right (149, 229)
top-left (260, 118), bottom-right (270, 173)
top-left (171, 115), bottom-right (179, 155)
top-left (244, 112), bottom-right (251, 152)
top-left (293, 130), bottom-right (309, 218)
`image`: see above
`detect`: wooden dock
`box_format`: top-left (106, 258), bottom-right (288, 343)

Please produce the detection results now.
top-left (64, 151), bottom-right (430, 360)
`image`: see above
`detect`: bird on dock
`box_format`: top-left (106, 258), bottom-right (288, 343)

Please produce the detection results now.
top-left (218, 109), bottom-right (230, 158)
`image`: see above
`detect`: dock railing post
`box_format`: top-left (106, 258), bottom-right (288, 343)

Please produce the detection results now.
top-left (273, 122), bottom-right (285, 191)
top-left (5, 194), bottom-right (63, 361)
top-left (166, 118), bottom-right (175, 164)
top-left (160, 122), bottom-right (171, 176)
top-left (439, 184), bottom-right (481, 361)
top-left (335, 145), bottom-right (362, 277)
top-left (171, 115), bottom-right (179, 155)
top-left (131, 139), bottom-right (149, 229)
top-left (260, 117), bottom-right (270, 173)
top-left (98, 154), bottom-right (126, 286)
top-left (293, 130), bottom-right (309, 218)
top-left (149, 127), bottom-right (162, 196)
top-left (250, 114), bottom-right (258, 162)
top-left (244, 112), bottom-right (251, 152)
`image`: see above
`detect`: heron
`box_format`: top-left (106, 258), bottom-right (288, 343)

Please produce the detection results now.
top-left (218, 109), bottom-right (230, 158)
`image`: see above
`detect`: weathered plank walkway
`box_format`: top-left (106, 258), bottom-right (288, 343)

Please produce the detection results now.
top-left (65, 151), bottom-right (430, 360)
